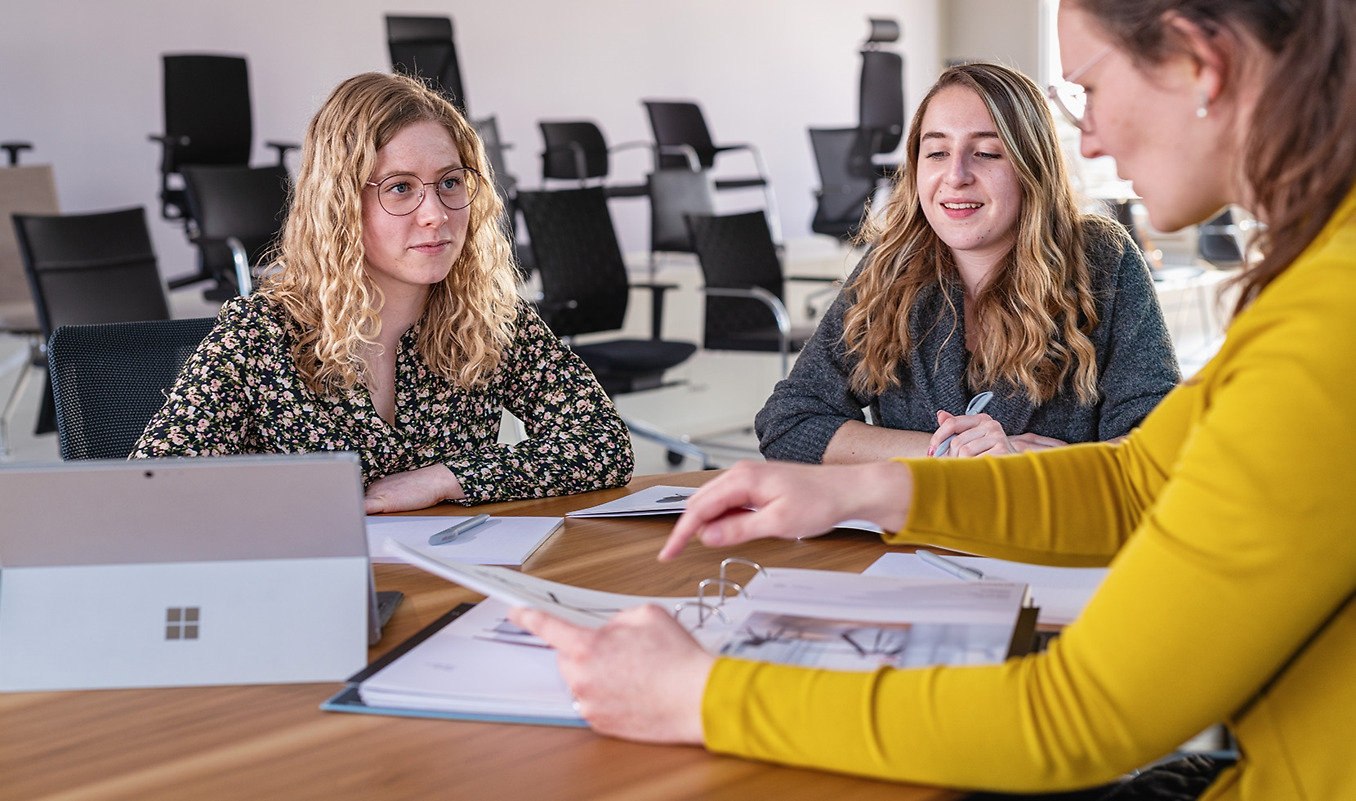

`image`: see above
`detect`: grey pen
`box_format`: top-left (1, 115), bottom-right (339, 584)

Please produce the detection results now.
top-left (932, 391), bottom-right (995, 458)
top-left (428, 513), bottom-right (490, 546)
top-left (917, 549), bottom-right (986, 581)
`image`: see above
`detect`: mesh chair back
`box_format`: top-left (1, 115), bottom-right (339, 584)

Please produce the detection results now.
top-left (49, 317), bottom-right (216, 460)
top-left (859, 49), bottom-right (905, 155)
top-left (809, 127), bottom-right (877, 240)
top-left (515, 188), bottom-right (630, 337)
top-left (386, 15), bottom-right (466, 113)
top-left (13, 206), bottom-right (170, 337)
top-left (539, 121), bottom-right (610, 182)
top-left (687, 211), bottom-right (786, 346)
top-left (182, 164), bottom-right (290, 279)
top-left (644, 101), bottom-right (719, 171)
top-left (162, 55), bottom-right (253, 172)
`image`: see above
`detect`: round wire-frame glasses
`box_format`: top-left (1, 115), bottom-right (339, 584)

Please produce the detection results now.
top-left (366, 167), bottom-right (481, 216)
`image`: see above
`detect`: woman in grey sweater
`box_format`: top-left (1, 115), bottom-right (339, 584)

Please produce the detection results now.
top-left (757, 62), bottom-right (1178, 463)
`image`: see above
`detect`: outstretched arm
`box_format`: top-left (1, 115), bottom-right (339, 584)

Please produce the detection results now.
top-left (659, 460), bottom-right (914, 560)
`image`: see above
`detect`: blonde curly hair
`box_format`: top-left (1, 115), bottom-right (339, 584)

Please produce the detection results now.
top-left (258, 72), bottom-right (519, 395)
top-left (844, 62), bottom-right (1108, 405)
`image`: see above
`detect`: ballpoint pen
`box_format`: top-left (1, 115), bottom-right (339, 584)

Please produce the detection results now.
top-left (932, 391), bottom-right (995, 458)
top-left (917, 549), bottom-right (986, 581)
top-left (429, 513), bottom-right (490, 546)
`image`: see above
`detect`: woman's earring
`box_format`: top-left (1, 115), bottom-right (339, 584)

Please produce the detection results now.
top-left (1197, 92), bottom-right (1210, 119)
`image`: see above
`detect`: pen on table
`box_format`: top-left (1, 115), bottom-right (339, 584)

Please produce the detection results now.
top-left (429, 514), bottom-right (490, 546)
top-left (917, 549), bottom-right (986, 581)
top-left (933, 391), bottom-right (995, 458)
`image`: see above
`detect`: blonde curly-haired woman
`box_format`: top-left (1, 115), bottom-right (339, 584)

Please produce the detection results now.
top-left (135, 72), bottom-right (633, 512)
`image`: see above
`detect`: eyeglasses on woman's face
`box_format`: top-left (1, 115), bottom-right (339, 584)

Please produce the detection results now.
top-left (1046, 44), bottom-right (1114, 133)
top-left (365, 166), bottom-right (481, 216)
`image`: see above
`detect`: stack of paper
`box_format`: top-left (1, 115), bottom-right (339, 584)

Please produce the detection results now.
top-left (324, 545), bottom-right (1032, 726)
top-left (564, 485), bottom-right (696, 518)
top-left (864, 552), bottom-right (1108, 625)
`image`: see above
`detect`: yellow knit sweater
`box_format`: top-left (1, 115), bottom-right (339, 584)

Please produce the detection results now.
top-left (703, 191), bottom-right (1356, 799)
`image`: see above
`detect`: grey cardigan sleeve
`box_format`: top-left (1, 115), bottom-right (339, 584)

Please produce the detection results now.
top-left (754, 269), bottom-right (869, 463)
top-left (1091, 232), bottom-right (1181, 439)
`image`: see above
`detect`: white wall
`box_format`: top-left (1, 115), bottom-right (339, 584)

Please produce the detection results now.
top-left (1, 0), bottom-right (942, 284)
top-left (942, 0), bottom-right (1043, 80)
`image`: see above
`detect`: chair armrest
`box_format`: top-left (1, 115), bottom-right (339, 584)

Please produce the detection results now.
top-left (699, 286), bottom-right (795, 376)
top-left (711, 143), bottom-right (771, 182)
top-left (609, 140), bottom-right (653, 155)
top-left (656, 144), bottom-right (702, 172)
top-left (699, 285), bottom-right (790, 335)
top-left (630, 281), bottom-right (679, 340)
top-left (785, 274), bottom-right (841, 283)
top-left (187, 235), bottom-right (254, 296)
top-left (265, 141), bottom-right (301, 165)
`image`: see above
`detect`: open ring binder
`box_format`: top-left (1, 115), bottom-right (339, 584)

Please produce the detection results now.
top-left (673, 557), bottom-right (766, 628)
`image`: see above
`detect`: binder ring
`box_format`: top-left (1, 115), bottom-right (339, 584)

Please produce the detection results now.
top-left (672, 600), bottom-right (729, 629)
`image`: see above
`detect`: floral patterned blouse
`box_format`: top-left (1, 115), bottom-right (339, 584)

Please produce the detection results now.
top-left (132, 293), bottom-right (634, 504)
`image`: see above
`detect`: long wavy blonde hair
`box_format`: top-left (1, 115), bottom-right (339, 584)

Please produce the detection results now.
top-left (258, 72), bottom-right (519, 395)
top-left (843, 62), bottom-right (1109, 404)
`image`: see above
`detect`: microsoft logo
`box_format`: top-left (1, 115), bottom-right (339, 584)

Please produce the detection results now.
top-left (165, 607), bottom-right (200, 640)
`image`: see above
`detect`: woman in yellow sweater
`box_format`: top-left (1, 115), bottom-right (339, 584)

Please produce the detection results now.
top-left (513, 1), bottom-right (1356, 799)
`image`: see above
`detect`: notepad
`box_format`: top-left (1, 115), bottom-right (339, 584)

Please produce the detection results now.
top-left (365, 516), bottom-right (562, 567)
top-left (564, 485), bottom-right (696, 517)
top-left (566, 487), bottom-right (888, 536)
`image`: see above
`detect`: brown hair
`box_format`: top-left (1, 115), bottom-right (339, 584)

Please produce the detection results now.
top-left (260, 72), bottom-right (519, 395)
top-left (1068, 0), bottom-right (1356, 315)
top-left (843, 62), bottom-right (1108, 404)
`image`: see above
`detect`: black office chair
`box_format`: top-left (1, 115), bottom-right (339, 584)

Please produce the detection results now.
top-left (0, 156), bottom-right (58, 456)
top-left (642, 100), bottom-right (782, 243)
top-left (149, 54), bottom-right (297, 298)
top-left (538, 120), bottom-right (650, 199)
top-left (515, 187), bottom-right (710, 468)
top-left (386, 14), bottom-right (467, 114)
top-left (181, 164), bottom-right (291, 295)
top-left (808, 127), bottom-right (883, 242)
top-left (686, 211), bottom-right (838, 378)
top-left (859, 18), bottom-right (906, 160)
top-left (48, 317), bottom-right (216, 460)
top-left (13, 206), bottom-right (171, 437)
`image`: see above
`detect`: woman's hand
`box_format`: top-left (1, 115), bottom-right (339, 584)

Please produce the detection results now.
top-left (930, 410), bottom-right (1015, 457)
top-left (930, 411), bottom-right (1068, 457)
top-left (660, 460), bottom-right (913, 561)
top-left (364, 463), bottom-right (464, 513)
top-left (509, 605), bottom-right (712, 744)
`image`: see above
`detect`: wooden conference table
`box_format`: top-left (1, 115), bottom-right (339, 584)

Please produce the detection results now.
top-left (0, 471), bottom-right (962, 801)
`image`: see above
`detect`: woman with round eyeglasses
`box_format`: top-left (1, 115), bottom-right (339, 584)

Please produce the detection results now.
top-left (512, 2), bottom-right (1356, 799)
top-left (135, 72), bottom-right (633, 512)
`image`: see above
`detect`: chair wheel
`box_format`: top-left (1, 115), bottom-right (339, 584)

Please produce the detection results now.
top-left (666, 450), bottom-right (685, 466)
